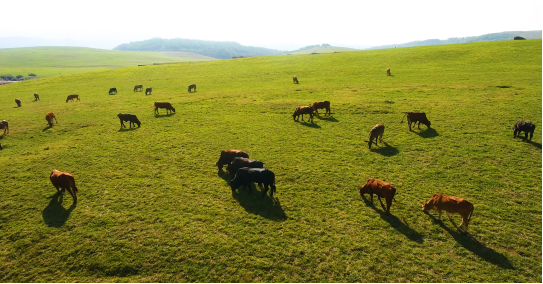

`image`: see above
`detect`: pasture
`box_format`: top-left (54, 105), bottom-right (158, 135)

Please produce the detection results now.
top-left (0, 40), bottom-right (541, 282)
top-left (0, 46), bottom-right (209, 79)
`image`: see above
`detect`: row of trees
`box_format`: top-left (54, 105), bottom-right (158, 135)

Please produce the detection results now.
top-left (114, 38), bottom-right (282, 59)
top-left (0, 74), bottom-right (36, 81)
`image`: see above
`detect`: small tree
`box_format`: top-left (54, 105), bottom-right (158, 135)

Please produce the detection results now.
top-left (514, 36), bottom-right (526, 40)
top-left (28, 73), bottom-right (36, 77)
top-left (16, 75), bottom-right (24, 81)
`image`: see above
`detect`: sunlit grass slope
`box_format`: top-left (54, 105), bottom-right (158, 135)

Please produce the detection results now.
top-left (0, 40), bottom-right (541, 282)
top-left (0, 46), bottom-right (210, 78)
top-left (290, 45), bottom-right (359, 54)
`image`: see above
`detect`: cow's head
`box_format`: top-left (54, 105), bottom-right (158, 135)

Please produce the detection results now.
top-left (358, 184), bottom-right (371, 196)
top-left (230, 178), bottom-right (240, 191)
top-left (421, 200), bottom-right (433, 212)
top-left (424, 120), bottom-right (432, 128)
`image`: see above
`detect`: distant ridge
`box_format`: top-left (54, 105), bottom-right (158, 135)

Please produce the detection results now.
top-left (368, 30), bottom-right (542, 49)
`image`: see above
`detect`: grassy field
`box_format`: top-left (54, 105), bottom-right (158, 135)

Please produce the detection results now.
top-left (0, 40), bottom-right (541, 282)
top-left (0, 46), bottom-right (211, 79)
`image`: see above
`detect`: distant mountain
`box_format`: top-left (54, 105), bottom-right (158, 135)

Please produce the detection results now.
top-left (114, 38), bottom-right (283, 59)
top-left (0, 36), bottom-right (119, 50)
top-left (368, 30), bottom-right (542, 50)
top-left (288, 44), bottom-right (359, 54)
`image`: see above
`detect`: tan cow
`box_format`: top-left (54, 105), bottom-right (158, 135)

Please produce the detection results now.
top-left (366, 123), bottom-right (385, 149)
top-left (34, 93), bottom-right (40, 101)
top-left (292, 106), bottom-right (314, 123)
top-left (422, 193), bottom-right (474, 232)
top-left (312, 101), bottom-right (331, 116)
top-left (293, 76), bottom-right (299, 84)
top-left (45, 112), bottom-right (57, 127)
top-left (66, 94), bottom-right (80, 103)
top-left (386, 68), bottom-right (391, 76)
top-left (0, 120), bottom-right (9, 134)
top-left (50, 169), bottom-right (78, 203)
top-left (359, 178), bottom-right (397, 214)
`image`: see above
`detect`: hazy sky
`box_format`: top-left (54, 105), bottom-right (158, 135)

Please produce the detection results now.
top-left (1, 0), bottom-right (541, 50)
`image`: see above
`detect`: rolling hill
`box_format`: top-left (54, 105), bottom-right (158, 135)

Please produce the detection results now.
top-left (0, 40), bottom-right (541, 282)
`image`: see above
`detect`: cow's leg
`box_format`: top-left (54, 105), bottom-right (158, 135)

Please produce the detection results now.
top-left (446, 212), bottom-right (454, 223)
top-left (524, 132), bottom-right (528, 141)
top-left (377, 196), bottom-right (387, 211)
top-left (437, 209), bottom-right (442, 220)
top-left (262, 184), bottom-right (269, 196)
top-left (315, 109), bottom-right (319, 116)
top-left (408, 120), bottom-right (413, 131)
top-left (417, 121), bottom-right (421, 129)
top-left (385, 197), bottom-right (392, 214)
top-left (530, 130), bottom-right (534, 141)
top-left (66, 187), bottom-right (77, 203)
top-left (301, 114), bottom-right (304, 121)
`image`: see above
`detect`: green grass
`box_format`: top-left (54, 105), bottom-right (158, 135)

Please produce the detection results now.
top-left (0, 40), bottom-right (541, 282)
top-left (0, 46), bottom-right (210, 79)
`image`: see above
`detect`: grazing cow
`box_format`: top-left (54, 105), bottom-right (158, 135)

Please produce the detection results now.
top-left (34, 93), bottom-right (40, 101)
top-left (66, 94), bottom-right (80, 103)
top-left (154, 102), bottom-right (175, 115)
top-left (50, 169), bottom-right (78, 203)
top-left (109, 87), bottom-right (117, 95)
top-left (422, 193), bottom-right (474, 232)
top-left (145, 87), bottom-right (152, 95)
top-left (513, 120), bottom-right (536, 141)
top-left (312, 101), bottom-right (331, 116)
top-left (401, 112), bottom-right (431, 131)
top-left (45, 112), bottom-right (57, 127)
top-left (292, 106), bottom-right (314, 123)
top-left (230, 167), bottom-right (276, 197)
top-left (386, 68), bottom-right (391, 76)
top-left (293, 76), bottom-right (299, 84)
top-left (188, 84), bottom-right (197, 93)
top-left (358, 178), bottom-right (397, 214)
top-left (0, 120), bottom-right (8, 134)
top-left (366, 123), bottom-right (385, 149)
top-left (216, 150), bottom-right (249, 171)
top-left (134, 85), bottom-right (143, 92)
top-left (229, 157), bottom-right (264, 177)
top-left (117, 113), bottom-right (141, 128)
top-left (15, 98), bottom-right (21, 107)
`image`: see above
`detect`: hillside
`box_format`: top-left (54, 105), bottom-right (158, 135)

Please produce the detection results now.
top-left (288, 44), bottom-right (359, 54)
top-left (0, 47), bottom-right (210, 79)
top-left (369, 30), bottom-right (542, 49)
top-left (0, 40), bottom-right (541, 282)
top-left (114, 38), bottom-right (282, 59)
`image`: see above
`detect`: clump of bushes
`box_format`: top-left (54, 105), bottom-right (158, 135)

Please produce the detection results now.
top-left (0, 74), bottom-right (37, 81)
top-left (514, 36), bottom-right (526, 40)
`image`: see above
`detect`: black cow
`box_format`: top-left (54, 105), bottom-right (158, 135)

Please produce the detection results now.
top-left (109, 88), bottom-right (118, 95)
top-left (117, 113), bottom-right (141, 128)
top-left (15, 98), bottom-right (21, 107)
top-left (513, 120), bottom-right (536, 141)
top-left (188, 84), bottom-right (196, 93)
top-left (229, 157), bottom-right (264, 177)
top-left (146, 87), bottom-right (152, 95)
top-left (230, 167), bottom-right (276, 197)
top-left (134, 85), bottom-right (143, 92)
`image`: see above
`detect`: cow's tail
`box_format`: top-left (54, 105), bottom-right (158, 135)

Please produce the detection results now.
top-left (271, 173), bottom-right (277, 194)
top-left (467, 205), bottom-right (474, 224)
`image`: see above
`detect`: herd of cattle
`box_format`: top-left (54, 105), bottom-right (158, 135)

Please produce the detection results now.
top-left (0, 74), bottom-right (538, 234)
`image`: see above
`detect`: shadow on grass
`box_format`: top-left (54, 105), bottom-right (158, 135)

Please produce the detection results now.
top-left (370, 142), bottom-right (399, 156)
top-left (118, 127), bottom-right (139, 132)
top-left (426, 212), bottom-right (514, 269)
top-left (415, 128), bottom-right (439, 138)
top-left (232, 186), bottom-right (287, 221)
top-left (296, 121), bottom-right (321, 128)
top-left (154, 113), bottom-right (176, 118)
top-left (217, 170), bottom-right (232, 184)
top-left (529, 141), bottom-right (542, 150)
top-left (362, 196), bottom-right (423, 243)
top-left (42, 192), bottom-right (76, 227)
top-left (42, 125), bottom-right (52, 131)
top-left (315, 115), bottom-right (338, 122)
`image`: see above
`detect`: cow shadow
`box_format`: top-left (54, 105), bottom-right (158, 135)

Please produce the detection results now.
top-left (118, 127), bottom-right (139, 132)
top-left (416, 128), bottom-right (439, 138)
top-left (42, 192), bottom-right (76, 227)
top-left (361, 196), bottom-right (424, 243)
top-left (315, 115), bottom-right (338, 122)
top-left (370, 142), bottom-right (399, 156)
top-left (232, 187), bottom-right (287, 221)
top-left (426, 212), bottom-right (513, 269)
top-left (42, 125), bottom-right (52, 131)
top-left (217, 170), bottom-right (232, 183)
top-left (529, 141), bottom-right (542, 150)
top-left (297, 121), bottom-right (321, 128)
top-left (154, 113), bottom-right (176, 118)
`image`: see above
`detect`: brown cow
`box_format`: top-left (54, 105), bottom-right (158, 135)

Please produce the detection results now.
top-left (401, 112), bottom-right (431, 131)
top-left (34, 93), bottom-right (40, 101)
top-left (45, 112), bottom-right (57, 127)
top-left (66, 94), bottom-right (80, 103)
top-left (0, 120), bottom-right (8, 134)
top-left (216, 150), bottom-right (249, 171)
top-left (513, 120), bottom-right (536, 141)
top-left (188, 84), bottom-right (197, 93)
top-left (50, 169), bottom-right (78, 203)
top-left (366, 123), bottom-right (384, 149)
top-left (292, 106), bottom-right (314, 123)
top-left (154, 102), bottom-right (175, 115)
top-left (15, 98), bottom-right (21, 107)
top-left (386, 68), bottom-right (391, 76)
top-left (422, 193), bottom-right (474, 232)
top-left (293, 76), bottom-right (299, 84)
top-left (359, 178), bottom-right (397, 214)
top-left (312, 101), bottom-right (331, 116)
top-left (134, 84), bottom-right (143, 92)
